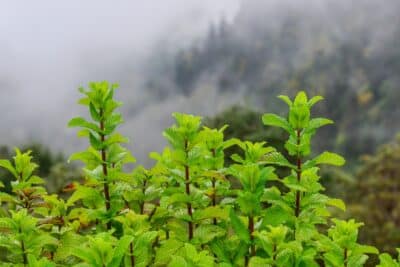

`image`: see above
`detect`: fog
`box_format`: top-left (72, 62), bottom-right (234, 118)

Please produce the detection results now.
top-left (1, 0), bottom-right (399, 165)
top-left (0, 0), bottom-right (239, 164)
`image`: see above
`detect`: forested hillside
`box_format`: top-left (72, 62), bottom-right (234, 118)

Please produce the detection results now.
top-left (146, 0), bottom-right (400, 164)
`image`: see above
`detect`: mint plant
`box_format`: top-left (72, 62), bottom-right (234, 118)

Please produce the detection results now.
top-left (68, 81), bottom-right (136, 230)
top-left (0, 83), bottom-right (395, 266)
top-left (0, 149), bottom-right (47, 214)
top-left (199, 126), bottom-right (235, 225)
top-left (0, 209), bottom-right (57, 266)
top-left (228, 141), bottom-right (277, 265)
top-left (318, 219), bottom-right (378, 267)
top-left (152, 113), bottom-right (205, 241)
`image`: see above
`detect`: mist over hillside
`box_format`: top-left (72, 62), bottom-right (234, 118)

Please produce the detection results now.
top-left (0, 1), bottom-right (239, 165)
top-left (138, 0), bottom-right (400, 165)
top-left (1, 0), bottom-right (400, 166)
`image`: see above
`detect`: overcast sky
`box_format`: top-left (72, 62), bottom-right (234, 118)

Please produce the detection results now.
top-left (0, 1), bottom-right (239, 98)
top-left (0, 1), bottom-right (240, 161)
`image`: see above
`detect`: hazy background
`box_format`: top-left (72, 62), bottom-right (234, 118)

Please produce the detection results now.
top-left (1, 0), bottom-right (400, 166)
top-left (0, 0), bottom-right (240, 164)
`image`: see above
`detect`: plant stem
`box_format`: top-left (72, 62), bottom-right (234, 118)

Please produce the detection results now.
top-left (130, 242), bottom-right (135, 267)
top-left (248, 216), bottom-right (255, 257)
top-left (272, 244), bottom-right (277, 265)
top-left (344, 248), bottom-right (348, 267)
top-left (184, 139), bottom-right (193, 240)
top-left (140, 180), bottom-right (147, 214)
top-left (19, 227), bottom-right (27, 266)
top-left (212, 177), bottom-right (217, 225)
top-left (99, 108), bottom-right (111, 230)
top-left (211, 148), bottom-right (217, 225)
top-left (295, 129), bottom-right (302, 217)
top-left (185, 164), bottom-right (193, 240)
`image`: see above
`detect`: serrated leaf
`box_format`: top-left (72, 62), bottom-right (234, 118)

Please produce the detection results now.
top-left (193, 206), bottom-right (228, 222)
top-left (0, 159), bottom-right (18, 178)
top-left (155, 239), bottom-right (184, 265)
top-left (314, 152), bottom-right (345, 166)
top-left (194, 224), bottom-right (226, 244)
top-left (89, 132), bottom-right (103, 150)
top-left (353, 244), bottom-right (379, 255)
top-left (327, 198), bottom-right (346, 211)
top-left (308, 96), bottom-right (324, 107)
top-left (262, 113), bottom-right (292, 133)
top-left (229, 209), bottom-right (250, 243)
top-left (249, 256), bottom-right (272, 267)
top-left (168, 256), bottom-right (188, 267)
top-left (261, 152), bottom-right (296, 169)
top-left (68, 117), bottom-right (101, 133)
top-left (277, 95), bottom-right (293, 106)
top-left (109, 235), bottom-right (134, 267)
top-left (377, 253), bottom-right (400, 267)
top-left (89, 102), bottom-right (101, 121)
top-left (306, 118), bottom-right (333, 132)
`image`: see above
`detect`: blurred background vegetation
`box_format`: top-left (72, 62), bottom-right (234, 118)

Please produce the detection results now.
top-left (1, 0), bottom-right (400, 264)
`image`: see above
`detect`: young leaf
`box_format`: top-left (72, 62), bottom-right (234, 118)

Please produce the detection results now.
top-left (314, 152), bottom-right (345, 166)
top-left (229, 209), bottom-right (250, 243)
top-left (262, 113), bottom-right (292, 133)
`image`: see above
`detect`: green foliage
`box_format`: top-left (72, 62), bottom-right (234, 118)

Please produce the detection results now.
top-left (0, 143), bottom-right (75, 194)
top-left (68, 81), bottom-right (136, 230)
top-left (377, 250), bottom-right (400, 267)
top-left (0, 83), bottom-right (392, 266)
top-left (204, 105), bottom-right (286, 167)
top-left (345, 135), bottom-right (400, 262)
top-left (319, 219), bottom-right (378, 267)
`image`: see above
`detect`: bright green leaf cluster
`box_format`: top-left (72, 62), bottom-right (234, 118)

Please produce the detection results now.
top-left (0, 85), bottom-right (393, 266)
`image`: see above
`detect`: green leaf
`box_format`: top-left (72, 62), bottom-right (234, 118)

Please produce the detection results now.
top-left (222, 138), bottom-right (240, 149)
top-left (72, 246), bottom-right (101, 266)
top-left (353, 244), bottom-right (379, 255)
top-left (0, 159), bottom-right (18, 178)
top-left (155, 239), bottom-right (184, 266)
top-left (194, 224), bottom-right (226, 244)
top-left (28, 175), bottom-right (45, 184)
top-left (261, 152), bottom-right (296, 169)
top-left (294, 91), bottom-right (308, 105)
top-left (229, 209), bottom-right (250, 243)
top-left (327, 198), bottom-right (346, 211)
top-left (378, 253), bottom-right (400, 267)
top-left (68, 117), bottom-right (101, 133)
top-left (249, 256), bottom-right (272, 267)
top-left (168, 256), bottom-right (188, 267)
top-left (89, 132), bottom-right (103, 150)
top-left (347, 254), bottom-right (369, 267)
top-left (89, 102), bottom-right (101, 121)
top-left (314, 152), bottom-right (345, 166)
top-left (67, 186), bottom-right (103, 207)
top-left (104, 133), bottom-right (129, 146)
top-left (109, 235), bottom-right (134, 267)
top-left (308, 95), bottom-right (324, 107)
top-left (69, 149), bottom-right (102, 166)
top-left (262, 113), bottom-right (292, 133)
top-left (277, 95), bottom-right (293, 106)
top-left (193, 206), bottom-right (229, 221)
top-left (262, 206), bottom-right (291, 227)
top-left (306, 118), bottom-right (333, 132)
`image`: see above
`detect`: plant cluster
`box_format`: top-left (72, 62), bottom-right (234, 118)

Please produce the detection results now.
top-left (0, 81), bottom-right (396, 266)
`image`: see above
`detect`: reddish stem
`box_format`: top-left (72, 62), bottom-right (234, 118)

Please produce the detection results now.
top-left (184, 140), bottom-right (193, 240)
top-left (295, 129), bottom-right (302, 217)
top-left (99, 109), bottom-right (111, 230)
